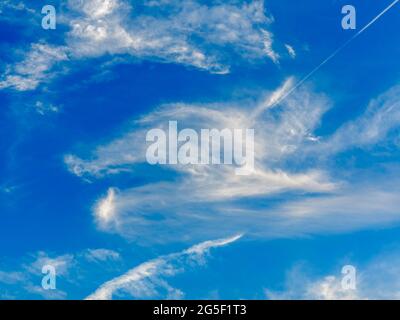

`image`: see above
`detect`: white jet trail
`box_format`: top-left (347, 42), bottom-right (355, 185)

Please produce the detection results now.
top-left (356, 0), bottom-right (399, 35)
top-left (270, 0), bottom-right (399, 109)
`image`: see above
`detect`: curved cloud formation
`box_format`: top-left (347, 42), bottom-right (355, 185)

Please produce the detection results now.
top-left (66, 80), bottom-right (400, 244)
top-left (67, 0), bottom-right (279, 72)
top-left (66, 79), bottom-right (336, 242)
top-left (86, 234), bottom-right (242, 300)
top-left (0, 0), bottom-right (282, 91)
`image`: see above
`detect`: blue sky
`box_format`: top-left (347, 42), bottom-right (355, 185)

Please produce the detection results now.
top-left (0, 0), bottom-right (400, 299)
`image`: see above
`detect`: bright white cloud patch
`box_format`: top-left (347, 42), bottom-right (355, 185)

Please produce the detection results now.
top-left (94, 188), bottom-right (118, 230)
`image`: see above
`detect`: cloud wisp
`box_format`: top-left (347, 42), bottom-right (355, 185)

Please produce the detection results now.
top-left (0, 0), bottom-right (282, 91)
top-left (0, 44), bottom-right (68, 91)
top-left (86, 234), bottom-right (242, 300)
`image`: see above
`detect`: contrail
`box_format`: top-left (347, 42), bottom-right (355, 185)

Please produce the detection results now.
top-left (269, 0), bottom-right (399, 109)
top-left (356, 0), bottom-right (399, 35)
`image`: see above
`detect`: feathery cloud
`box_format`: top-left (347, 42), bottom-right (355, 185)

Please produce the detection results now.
top-left (86, 234), bottom-right (242, 300)
top-left (84, 249), bottom-right (121, 263)
top-left (285, 44), bottom-right (296, 59)
top-left (1, 0), bottom-right (282, 91)
top-left (66, 0), bottom-right (278, 72)
top-left (65, 80), bottom-right (400, 243)
top-left (65, 80), bottom-right (340, 242)
top-left (318, 85), bottom-right (400, 154)
top-left (0, 44), bottom-right (68, 91)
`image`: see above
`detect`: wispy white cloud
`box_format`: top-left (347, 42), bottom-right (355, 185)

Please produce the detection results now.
top-left (34, 101), bottom-right (60, 116)
top-left (0, 252), bottom-right (75, 300)
top-left (1, 0), bottom-right (282, 91)
top-left (265, 265), bottom-right (361, 300)
top-left (0, 44), bottom-right (68, 91)
top-left (305, 276), bottom-right (360, 300)
top-left (86, 234), bottom-right (242, 300)
top-left (66, 0), bottom-right (279, 73)
top-left (66, 79), bottom-right (331, 182)
top-left (272, 182), bottom-right (400, 233)
top-left (0, 270), bottom-right (25, 285)
top-left (285, 44), bottom-right (296, 59)
top-left (266, 249), bottom-right (400, 300)
top-left (24, 284), bottom-right (68, 300)
top-left (317, 85), bottom-right (400, 154)
top-left (0, 1), bottom-right (35, 14)
top-left (84, 248), bottom-right (121, 263)
top-left (0, 248), bottom-right (124, 299)
top-left (65, 80), bottom-right (400, 243)
top-left (65, 80), bottom-right (340, 241)
top-left (25, 252), bottom-right (75, 277)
